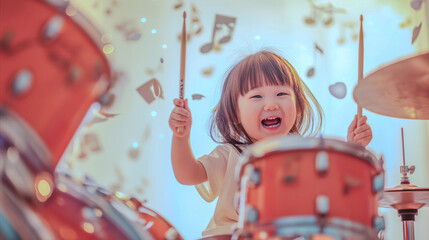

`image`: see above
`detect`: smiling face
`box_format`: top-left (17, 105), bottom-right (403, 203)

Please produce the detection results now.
top-left (237, 83), bottom-right (297, 142)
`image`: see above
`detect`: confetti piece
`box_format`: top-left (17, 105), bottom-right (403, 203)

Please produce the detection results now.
top-left (306, 67), bottom-right (315, 78)
top-left (329, 82), bottom-right (347, 99)
top-left (174, 0), bottom-right (183, 9)
top-left (304, 17), bottom-right (316, 25)
top-left (411, 22), bottom-right (422, 44)
top-left (410, 0), bottom-right (423, 10)
top-left (323, 17), bottom-right (333, 26)
top-left (314, 43), bottom-right (324, 54)
top-left (98, 111), bottom-right (119, 118)
top-left (192, 93), bottom-right (206, 100)
top-left (142, 125), bottom-right (151, 141)
top-left (128, 147), bottom-right (140, 160)
top-left (78, 133), bottom-right (102, 158)
top-left (136, 78), bottom-right (164, 104)
top-left (127, 32), bottom-right (141, 41)
top-left (399, 17), bottom-right (412, 28)
top-left (202, 66), bottom-right (215, 76)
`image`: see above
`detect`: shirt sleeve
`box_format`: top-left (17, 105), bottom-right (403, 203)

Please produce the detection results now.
top-left (194, 144), bottom-right (230, 202)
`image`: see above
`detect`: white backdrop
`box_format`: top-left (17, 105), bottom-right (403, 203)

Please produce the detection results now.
top-left (56, 0), bottom-right (429, 239)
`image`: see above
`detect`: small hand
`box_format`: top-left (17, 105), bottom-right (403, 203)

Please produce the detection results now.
top-left (347, 115), bottom-right (373, 147)
top-left (169, 98), bottom-right (192, 137)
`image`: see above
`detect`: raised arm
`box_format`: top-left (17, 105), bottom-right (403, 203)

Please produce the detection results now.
top-left (169, 98), bottom-right (207, 185)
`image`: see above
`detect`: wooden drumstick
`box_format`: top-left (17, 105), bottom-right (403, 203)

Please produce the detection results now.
top-left (357, 14), bottom-right (364, 119)
top-left (177, 11), bottom-right (186, 133)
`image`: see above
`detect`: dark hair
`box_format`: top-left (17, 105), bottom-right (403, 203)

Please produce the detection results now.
top-left (209, 50), bottom-right (324, 146)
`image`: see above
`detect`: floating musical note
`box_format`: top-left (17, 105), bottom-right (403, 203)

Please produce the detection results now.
top-left (78, 133), bottom-right (102, 159)
top-left (192, 94), bottom-right (206, 100)
top-left (201, 66), bottom-right (215, 76)
top-left (177, 4), bottom-right (203, 42)
top-left (200, 14), bottom-right (236, 54)
top-left (328, 82), bottom-right (347, 99)
top-left (306, 43), bottom-right (324, 78)
top-left (303, 0), bottom-right (346, 27)
top-left (411, 22), bottom-right (422, 44)
top-left (136, 78), bottom-right (164, 104)
top-left (337, 21), bottom-right (358, 45)
top-left (115, 21), bottom-right (142, 41)
top-left (410, 0), bottom-right (423, 10)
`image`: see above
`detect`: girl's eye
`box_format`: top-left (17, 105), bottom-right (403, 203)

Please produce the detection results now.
top-left (250, 95), bottom-right (262, 99)
top-left (277, 92), bottom-right (288, 96)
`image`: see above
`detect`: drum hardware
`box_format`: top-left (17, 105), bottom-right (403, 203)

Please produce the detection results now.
top-left (283, 159), bottom-right (299, 183)
top-left (315, 195), bottom-right (329, 216)
top-left (245, 206), bottom-right (259, 223)
top-left (315, 151), bottom-right (329, 175)
top-left (11, 69), bottom-right (33, 96)
top-left (42, 15), bottom-right (64, 42)
top-left (372, 173), bottom-right (385, 193)
top-left (343, 175), bottom-right (362, 195)
top-left (379, 128), bottom-right (429, 240)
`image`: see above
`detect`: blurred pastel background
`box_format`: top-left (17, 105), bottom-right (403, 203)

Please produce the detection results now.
top-left (48, 0), bottom-right (429, 239)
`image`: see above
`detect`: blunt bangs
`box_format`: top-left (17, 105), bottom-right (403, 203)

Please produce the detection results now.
top-left (236, 52), bottom-right (296, 96)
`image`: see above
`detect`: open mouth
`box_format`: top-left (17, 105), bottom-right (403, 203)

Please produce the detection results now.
top-left (261, 117), bottom-right (281, 128)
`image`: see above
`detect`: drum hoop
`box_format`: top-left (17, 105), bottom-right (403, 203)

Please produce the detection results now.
top-left (236, 135), bottom-right (382, 184)
top-left (0, 185), bottom-right (56, 240)
top-left (55, 174), bottom-right (154, 240)
top-left (240, 215), bottom-right (379, 240)
top-left (0, 106), bottom-right (53, 173)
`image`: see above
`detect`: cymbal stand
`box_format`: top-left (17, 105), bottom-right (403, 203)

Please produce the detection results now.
top-left (398, 128), bottom-right (417, 240)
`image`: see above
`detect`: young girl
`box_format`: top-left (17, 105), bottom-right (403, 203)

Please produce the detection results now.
top-left (168, 50), bottom-right (373, 237)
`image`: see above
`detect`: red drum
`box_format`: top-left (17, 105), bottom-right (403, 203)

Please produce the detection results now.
top-left (113, 195), bottom-right (184, 240)
top-left (0, 174), bottom-right (153, 240)
top-left (235, 136), bottom-right (385, 240)
top-left (0, 0), bottom-right (112, 165)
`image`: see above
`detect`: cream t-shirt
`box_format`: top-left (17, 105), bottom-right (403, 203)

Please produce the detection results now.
top-left (195, 144), bottom-right (242, 237)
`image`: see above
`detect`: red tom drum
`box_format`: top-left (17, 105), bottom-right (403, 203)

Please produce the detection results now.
top-left (235, 136), bottom-right (385, 240)
top-left (0, 0), bottom-right (112, 166)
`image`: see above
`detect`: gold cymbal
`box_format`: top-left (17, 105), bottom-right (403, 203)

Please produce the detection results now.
top-left (353, 52), bottom-right (429, 119)
top-left (379, 184), bottom-right (429, 210)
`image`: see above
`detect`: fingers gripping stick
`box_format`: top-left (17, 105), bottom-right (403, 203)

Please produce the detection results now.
top-left (177, 11), bottom-right (187, 133)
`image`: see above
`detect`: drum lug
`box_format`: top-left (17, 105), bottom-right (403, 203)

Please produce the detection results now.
top-left (42, 15), bottom-right (64, 41)
top-left (249, 168), bottom-right (261, 186)
top-left (245, 205), bottom-right (259, 223)
top-left (372, 172), bottom-right (385, 193)
top-left (165, 227), bottom-right (180, 240)
top-left (315, 151), bottom-right (329, 175)
top-left (315, 195), bottom-right (329, 215)
top-left (12, 69), bottom-right (33, 96)
top-left (373, 216), bottom-right (385, 231)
